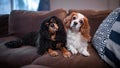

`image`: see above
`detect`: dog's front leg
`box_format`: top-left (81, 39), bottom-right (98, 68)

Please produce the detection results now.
top-left (61, 47), bottom-right (71, 58)
top-left (68, 45), bottom-right (78, 55)
top-left (78, 46), bottom-right (90, 56)
top-left (48, 48), bottom-right (58, 57)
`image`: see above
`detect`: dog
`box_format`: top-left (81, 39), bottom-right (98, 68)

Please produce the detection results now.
top-left (64, 12), bottom-right (91, 56)
top-left (5, 16), bottom-right (71, 58)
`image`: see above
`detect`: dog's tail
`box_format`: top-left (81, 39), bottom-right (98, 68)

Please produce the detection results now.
top-left (5, 32), bottom-right (37, 48)
top-left (5, 40), bottom-right (23, 48)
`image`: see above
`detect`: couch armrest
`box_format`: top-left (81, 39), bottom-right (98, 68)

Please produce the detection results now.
top-left (0, 14), bottom-right (9, 37)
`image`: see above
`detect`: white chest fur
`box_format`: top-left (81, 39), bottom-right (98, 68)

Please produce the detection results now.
top-left (66, 29), bottom-right (90, 56)
top-left (67, 30), bottom-right (81, 47)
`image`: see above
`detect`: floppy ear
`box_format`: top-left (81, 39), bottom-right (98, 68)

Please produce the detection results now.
top-left (80, 17), bottom-right (91, 42)
top-left (64, 15), bottom-right (71, 28)
top-left (64, 12), bottom-right (76, 31)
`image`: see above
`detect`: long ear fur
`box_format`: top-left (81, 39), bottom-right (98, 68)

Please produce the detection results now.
top-left (64, 12), bottom-right (76, 31)
top-left (80, 17), bottom-right (91, 42)
top-left (64, 15), bottom-right (71, 31)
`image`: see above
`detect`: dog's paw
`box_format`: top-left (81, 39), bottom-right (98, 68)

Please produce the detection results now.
top-left (49, 51), bottom-right (58, 57)
top-left (70, 49), bottom-right (78, 55)
top-left (63, 51), bottom-right (71, 58)
top-left (82, 50), bottom-right (90, 57)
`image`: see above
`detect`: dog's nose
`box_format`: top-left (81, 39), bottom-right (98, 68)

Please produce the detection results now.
top-left (74, 22), bottom-right (78, 25)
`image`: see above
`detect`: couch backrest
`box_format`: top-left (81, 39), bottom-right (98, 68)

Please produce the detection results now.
top-left (9, 9), bottom-right (67, 37)
top-left (0, 9), bottom-right (112, 38)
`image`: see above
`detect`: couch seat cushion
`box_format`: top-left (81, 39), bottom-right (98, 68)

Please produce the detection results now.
top-left (0, 39), bottom-right (39, 68)
top-left (32, 44), bottom-right (109, 68)
top-left (21, 65), bottom-right (51, 68)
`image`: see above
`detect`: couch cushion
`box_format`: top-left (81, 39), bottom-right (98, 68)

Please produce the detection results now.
top-left (0, 41), bottom-right (39, 68)
top-left (0, 36), bottom-right (18, 43)
top-left (92, 8), bottom-right (120, 68)
top-left (69, 9), bottom-right (112, 38)
top-left (21, 65), bottom-right (51, 68)
top-left (32, 44), bottom-right (109, 68)
top-left (9, 9), bottom-right (67, 37)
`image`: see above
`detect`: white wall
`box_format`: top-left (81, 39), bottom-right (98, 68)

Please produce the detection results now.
top-left (50, 0), bottom-right (119, 10)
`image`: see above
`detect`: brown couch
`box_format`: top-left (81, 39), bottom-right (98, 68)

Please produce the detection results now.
top-left (0, 9), bottom-right (112, 68)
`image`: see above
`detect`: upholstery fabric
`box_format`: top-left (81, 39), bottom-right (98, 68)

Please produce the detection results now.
top-left (9, 9), bottom-right (67, 37)
top-left (0, 14), bottom-right (9, 37)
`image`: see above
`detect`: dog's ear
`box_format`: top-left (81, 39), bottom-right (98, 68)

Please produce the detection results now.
top-left (80, 17), bottom-right (91, 42)
top-left (64, 12), bottom-right (77, 28)
top-left (64, 13), bottom-right (72, 29)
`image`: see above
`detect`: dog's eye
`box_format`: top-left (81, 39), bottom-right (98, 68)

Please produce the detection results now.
top-left (50, 23), bottom-right (54, 27)
top-left (79, 20), bottom-right (83, 24)
top-left (73, 17), bottom-right (76, 20)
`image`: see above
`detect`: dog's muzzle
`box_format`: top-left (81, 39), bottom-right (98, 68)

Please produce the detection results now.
top-left (73, 22), bottom-right (78, 26)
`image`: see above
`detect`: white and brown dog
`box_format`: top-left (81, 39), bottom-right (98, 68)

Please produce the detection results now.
top-left (64, 12), bottom-right (91, 56)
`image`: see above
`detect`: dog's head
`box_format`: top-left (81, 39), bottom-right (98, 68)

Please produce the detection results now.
top-left (41, 16), bottom-right (59, 34)
top-left (64, 12), bottom-right (91, 41)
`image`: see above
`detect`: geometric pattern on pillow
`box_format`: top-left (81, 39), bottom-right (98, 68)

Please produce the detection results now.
top-left (92, 8), bottom-right (120, 68)
top-left (104, 13), bottom-right (120, 68)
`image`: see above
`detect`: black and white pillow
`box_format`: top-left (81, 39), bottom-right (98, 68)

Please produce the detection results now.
top-left (92, 8), bottom-right (120, 68)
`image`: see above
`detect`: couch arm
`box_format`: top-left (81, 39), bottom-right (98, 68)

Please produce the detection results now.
top-left (0, 14), bottom-right (9, 37)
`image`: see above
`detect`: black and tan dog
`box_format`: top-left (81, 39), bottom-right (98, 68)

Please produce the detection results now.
top-left (5, 16), bottom-right (71, 58)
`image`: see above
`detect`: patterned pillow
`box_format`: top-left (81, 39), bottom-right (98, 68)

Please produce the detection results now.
top-left (92, 8), bottom-right (120, 68)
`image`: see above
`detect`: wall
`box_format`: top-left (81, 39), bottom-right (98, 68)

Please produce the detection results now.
top-left (50, 0), bottom-right (119, 10)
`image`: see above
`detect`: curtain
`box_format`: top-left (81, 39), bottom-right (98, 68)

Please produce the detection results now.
top-left (0, 0), bottom-right (11, 14)
top-left (0, 0), bottom-right (50, 14)
top-left (37, 0), bottom-right (50, 11)
top-left (13, 0), bottom-right (40, 11)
